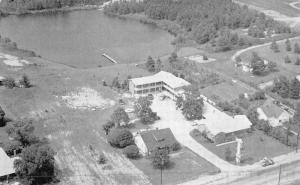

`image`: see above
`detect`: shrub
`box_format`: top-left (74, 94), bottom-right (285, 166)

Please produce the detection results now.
top-left (152, 148), bottom-right (170, 169)
top-left (103, 120), bottom-right (115, 135)
top-left (108, 128), bottom-right (134, 148)
top-left (217, 101), bottom-right (242, 115)
top-left (250, 91), bottom-right (266, 101)
top-left (123, 145), bottom-right (140, 159)
top-left (5, 124), bottom-right (15, 136)
top-left (294, 43), bottom-right (300, 54)
top-left (19, 75), bottom-right (31, 88)
top-left (284, 56), bottom-right (291, 64)
top-left (97, 153), bottom-right (106, 164)
top-left (4, 141), bottom-right (22, 156)
top-left (235, 56), bottom-right (242, 63)
top-left (225, 147), bottom-right (233, 161)
top-left (295, 58), bottom-right (300, 65)
top-left (170, 142), bottom-right (181, 151)
top-left (2, 77), bottom-right (16, 89)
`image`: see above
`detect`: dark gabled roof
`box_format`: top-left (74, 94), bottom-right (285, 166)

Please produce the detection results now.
top-left (140, 128), bottom-right (177, 152)
top-left (261, 99), bottom-right (284, 118)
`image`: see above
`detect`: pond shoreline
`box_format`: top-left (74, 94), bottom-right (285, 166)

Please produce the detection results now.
top-left (2, 5), bottom-right (102, 16)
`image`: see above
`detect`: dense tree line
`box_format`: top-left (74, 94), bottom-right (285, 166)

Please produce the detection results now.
top-left (272, 76), bottom-right (300, 99)
top-left (0, 0), bottom-right (104, 11)
top-left (104, 0), bottom-right (290, 47)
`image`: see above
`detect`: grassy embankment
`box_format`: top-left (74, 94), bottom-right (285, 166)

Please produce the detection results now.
top-left (235, 0), bottom-right (300, 17)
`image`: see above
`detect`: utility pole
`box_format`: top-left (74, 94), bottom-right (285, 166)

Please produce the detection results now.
top-left (160, 154), bottom-right (163, 185)
top-left (278, 165), bottom-right (282, 185)
top-left (297, 125), bottom-right (300, 153)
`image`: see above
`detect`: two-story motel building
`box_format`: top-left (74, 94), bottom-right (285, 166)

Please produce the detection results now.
top-left (129, 71), bottom-right (190, 99)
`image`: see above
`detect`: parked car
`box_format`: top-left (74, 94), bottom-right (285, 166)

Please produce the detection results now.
top-left (147, 94), bottom-right (154, 100)
top-left (119, 99), bottom-right (125, 105)
top-left (261, 157), bottom-right (275, 167)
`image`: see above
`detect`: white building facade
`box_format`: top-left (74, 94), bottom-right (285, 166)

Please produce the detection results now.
top-left (129, 71), bottom-right (190, 99)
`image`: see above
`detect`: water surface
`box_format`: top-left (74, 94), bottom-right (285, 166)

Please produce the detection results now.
top-left (0, 10), bottom-right (174, 68)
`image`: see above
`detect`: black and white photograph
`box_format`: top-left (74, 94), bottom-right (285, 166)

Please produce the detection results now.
top-left (0, 0), bottom-right (300, 184)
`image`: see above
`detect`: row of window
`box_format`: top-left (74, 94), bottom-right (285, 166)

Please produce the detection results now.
top-left (135, 81), bottom-right (162, 88)
top-left (135, 87), bottom-right (161, 94)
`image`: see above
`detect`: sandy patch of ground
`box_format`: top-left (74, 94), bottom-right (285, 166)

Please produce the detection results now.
top-left (185, 55), bottom-right (216, 64)
top-left (1, 53), bottom-right (32, 67)
top-left (61, 87), bottom-right (115, 110)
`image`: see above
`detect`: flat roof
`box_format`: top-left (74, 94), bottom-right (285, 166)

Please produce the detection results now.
top-left (0, 148), bottom-right (17, 177)
top-left (195, 102), bottom-right (252, 136)
top-left (130, 71), bottom-right (190, 89)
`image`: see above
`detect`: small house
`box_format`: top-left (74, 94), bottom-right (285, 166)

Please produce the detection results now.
top-left (194, 102), bottom-right (252, 144)
top-left (0, 147), bottom-right (19, 181)
top-left (138, 128), bottom-right (178, 156)
top-left (257, 99), bottom-right (291, 127)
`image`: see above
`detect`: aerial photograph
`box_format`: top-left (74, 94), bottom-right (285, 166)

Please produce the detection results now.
top-left (0, 0), bottom-right (300, 185)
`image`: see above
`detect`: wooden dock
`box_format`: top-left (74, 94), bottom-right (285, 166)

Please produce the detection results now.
top-left (102, 53), bottom-right (118, 64)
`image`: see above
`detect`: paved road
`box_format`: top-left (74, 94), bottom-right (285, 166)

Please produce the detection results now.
top-left (151, 98), bottom-right (260, 172)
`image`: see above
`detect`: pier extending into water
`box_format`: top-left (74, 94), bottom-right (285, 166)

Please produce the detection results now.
top-left (102, 53), bottom-right (118, 64)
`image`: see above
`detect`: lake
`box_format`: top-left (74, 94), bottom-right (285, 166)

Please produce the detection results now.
top-left (0, 10), bottom-right (174, 68)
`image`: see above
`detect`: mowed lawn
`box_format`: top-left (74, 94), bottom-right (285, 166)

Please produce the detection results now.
top-left (131, 147), bottom-right (220, 185)
top-left (236, 0), bottom-right (300, 17)
top-left (191, 130), bottom-right (293, 165)
top-left (240, 39), bottom-right (300, 75)
top-left (201, 81), bottom-right (254, 102)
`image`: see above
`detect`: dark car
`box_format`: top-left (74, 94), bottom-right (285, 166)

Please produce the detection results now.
top-left (147, 94), bottom-right (154, 100)
top-left (119, 99), bottom-right (125, 105)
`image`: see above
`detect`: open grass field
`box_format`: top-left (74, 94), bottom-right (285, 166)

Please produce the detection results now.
top-left (132, 147), bottom-right (219, 185)
top-left (239, 39), bottom-right (300, 76)
top-left (0, 46), bottom-right (217, 185)
top-left (200, 81), bottom-right (254, 103)
top-left (235, 0), bottom-right (300, 17)
top-left (200, 37), bottom-right (300, 92)
top-left (191, 130), bottom-right (293, 165)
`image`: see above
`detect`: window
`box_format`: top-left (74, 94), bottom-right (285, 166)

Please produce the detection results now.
top-left (137, 90), bottom-right (142, 94)
top-left (136, 85), bottom-right (142, 88)
top-left (156, 82), bottom-right (162, 85)
top-left (150, 88), bottom-right (156, 92)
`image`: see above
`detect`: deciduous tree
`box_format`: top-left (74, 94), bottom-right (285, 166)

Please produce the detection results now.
top-left (111, 107), bottom-right (129, 127)
top-left (285, 38), bottom-right (291, 51)
top-left (289, 78), bottom-right (300, 99)
top-left (14, 143), bottom-right (56, 185)
top-left (108, 128), bottom-right (134, 148)
top-left (151, 148), bottom-right (170, 169)
top-left (146, 56), bottom-right (155, 72)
